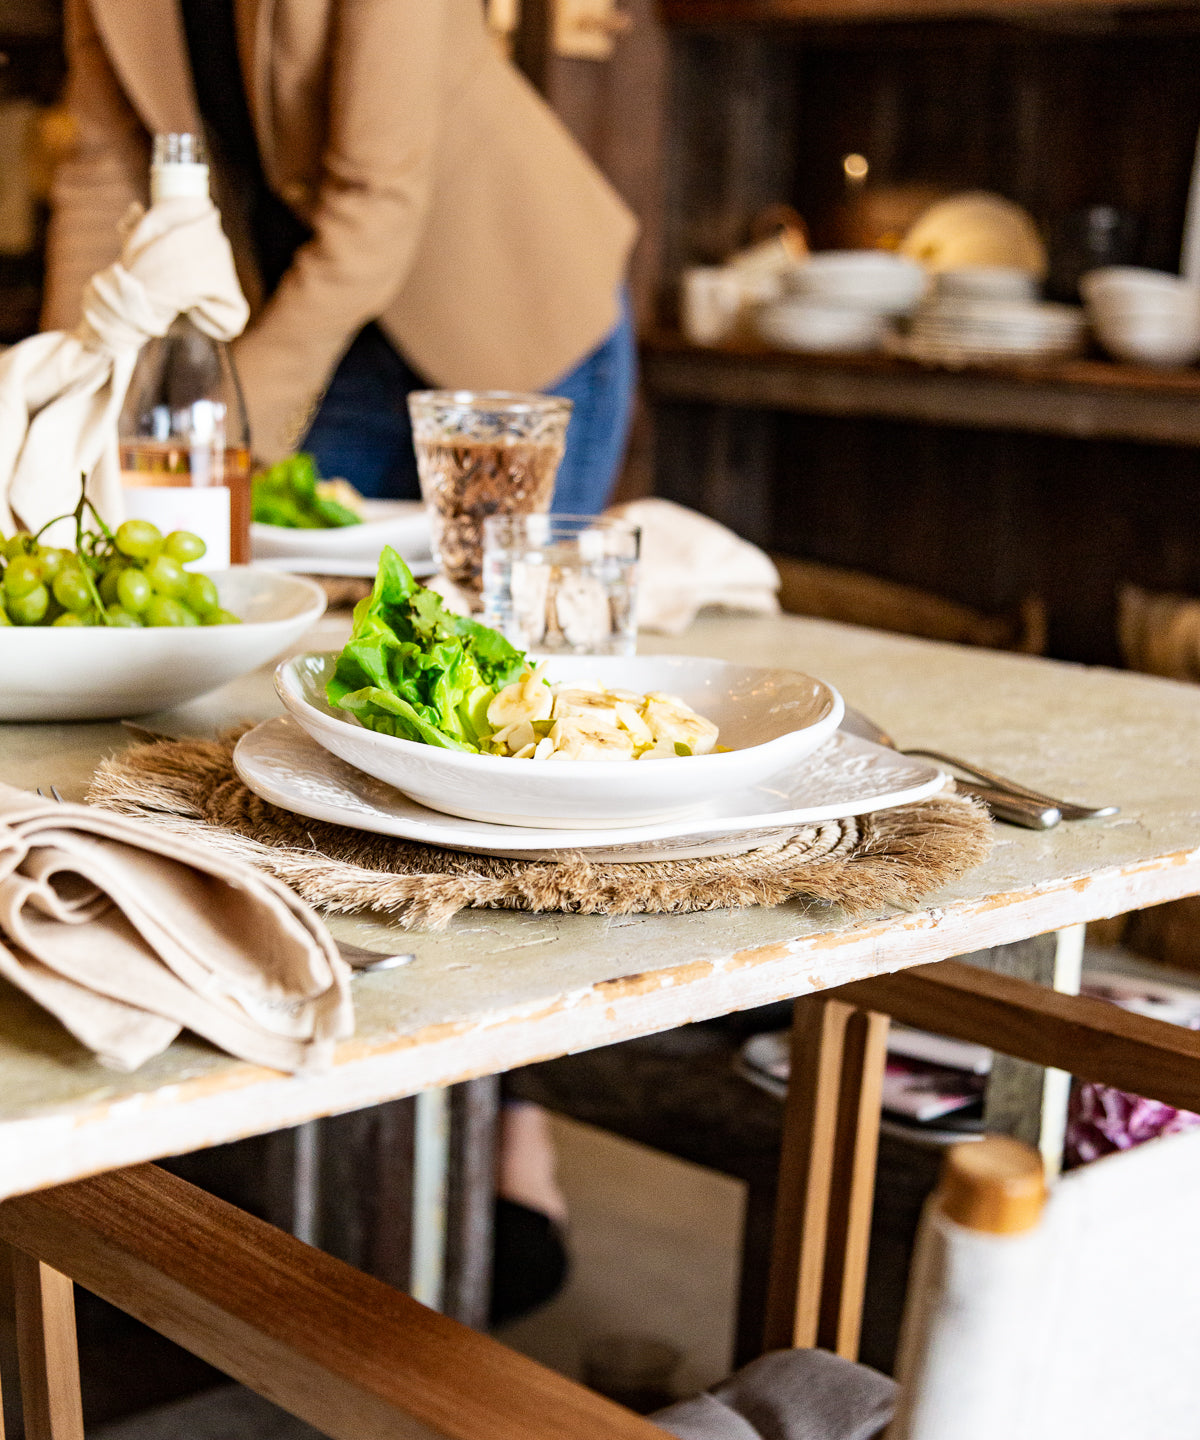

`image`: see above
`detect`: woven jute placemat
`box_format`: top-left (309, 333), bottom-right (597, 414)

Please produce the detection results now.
top-left (87, 731), bottom-right (992, 930)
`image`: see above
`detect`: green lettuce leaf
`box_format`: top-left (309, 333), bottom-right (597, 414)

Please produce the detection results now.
top-left (326, 547), bottom-right (526, 751)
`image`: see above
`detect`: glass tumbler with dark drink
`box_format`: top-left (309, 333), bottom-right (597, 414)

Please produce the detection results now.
top-left (407, 391), bottom-right (572, 597)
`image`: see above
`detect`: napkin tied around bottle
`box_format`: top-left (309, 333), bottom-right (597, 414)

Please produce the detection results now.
top-left (0, 196), bottom-right (249, 544)
top-left (0, 784), bottom-right (351, 1073)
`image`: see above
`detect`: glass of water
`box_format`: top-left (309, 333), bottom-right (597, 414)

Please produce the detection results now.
top-left (481, 514), bottom-right (640, 657)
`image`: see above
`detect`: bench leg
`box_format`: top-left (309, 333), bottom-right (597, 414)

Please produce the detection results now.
top-left (11, 1249), bottom-right (84, 1440)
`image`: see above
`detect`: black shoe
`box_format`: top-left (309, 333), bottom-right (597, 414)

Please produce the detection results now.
top-left (488, 1198), bottom-right (569, 1327)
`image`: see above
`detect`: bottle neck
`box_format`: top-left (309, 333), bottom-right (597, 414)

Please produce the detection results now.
top-left (150, 162), bottom-right (210, 204)
top-left (150, 132), bottom-right (210, 203)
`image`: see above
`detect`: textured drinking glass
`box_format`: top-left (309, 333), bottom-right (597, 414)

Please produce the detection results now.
top-left (481, 514), bottom-right (640, 657)
top-left (408, 390), bottom-right (573, 594)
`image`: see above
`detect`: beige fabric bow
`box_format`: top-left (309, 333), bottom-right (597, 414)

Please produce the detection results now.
top-left (0, 784), bottom-right (352, 1073)
top-left (0, 197), bottom-right (249, 545)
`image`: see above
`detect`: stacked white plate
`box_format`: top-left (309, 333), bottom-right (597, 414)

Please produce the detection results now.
top-left (1081, 267), bottom-right (1200, 368)
top-left (932, 266), bottom-right (1039, 303)
top-left (900, 297), bottom-right (1087, 367)
top-left (754, 250), bottom-right (927, 354)
top-left (250, 499), bottom-right (434, 577)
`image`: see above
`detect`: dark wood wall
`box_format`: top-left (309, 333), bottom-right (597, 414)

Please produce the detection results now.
top-left (639, 10), bottom-right (1200, 663)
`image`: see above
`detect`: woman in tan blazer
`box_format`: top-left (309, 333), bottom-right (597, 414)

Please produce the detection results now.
top-left (44, 0), bottom-right (639, 508)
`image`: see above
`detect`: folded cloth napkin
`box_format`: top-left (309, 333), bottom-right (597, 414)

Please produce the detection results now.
top-left (0, 196), bottom-right (249, 544)
top-left (0, 784), bottom-right (352, 1073)
top-left (607, 498), bottom-right (780, 635)
top-left (652, 1350), bottom-right (897, 1440)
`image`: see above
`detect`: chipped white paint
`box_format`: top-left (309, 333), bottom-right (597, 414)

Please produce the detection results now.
top-left (4, 612), bottom-right (1200, 1200)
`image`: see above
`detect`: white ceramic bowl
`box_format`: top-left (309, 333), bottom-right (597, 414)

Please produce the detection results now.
top-left (276, 652), bottom-right (844, 829)
top-left (1090, 315), bottom-right (1200, 367)
top-left (756, 300), bottom-right (890, 354)
top-left (250, 499), bottom-right (432, 563)
top-left (785, 252), bottom-right (928, 315)
top-left (0, 569), bottom-right (326, 721)
top-left (1080, 267), bottom-right (1196, 305)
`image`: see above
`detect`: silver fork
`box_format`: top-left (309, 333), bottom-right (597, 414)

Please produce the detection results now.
top-left (35, 786), bottom-right (66, 803)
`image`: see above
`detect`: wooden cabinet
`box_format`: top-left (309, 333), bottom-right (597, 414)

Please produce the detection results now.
top-left (640, 4), bottom-right (1200, 663)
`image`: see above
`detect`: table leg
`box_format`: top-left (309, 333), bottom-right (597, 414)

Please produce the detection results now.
top-left (10, 1249), bottom-right (84, 1440)
top-left (315, 1081), bottom-right (498, 1326)
top-left (444, 1077), bottom-right (500, 1330)
top-left (411, 1088), bottom-right (451, 1310)
top-left (967, 925), bottom-right (1085, 1178)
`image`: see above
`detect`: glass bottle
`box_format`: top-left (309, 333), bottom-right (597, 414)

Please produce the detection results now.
top-left (118, 133), bottom-right (251, 567)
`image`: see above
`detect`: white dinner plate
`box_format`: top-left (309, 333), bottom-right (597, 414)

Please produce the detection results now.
top-left (250, 499), bottom-right (432, 566)
top-left (252, 555), bottom-right (438, 579)
top-left (233, 715), bottom-right (950, 862)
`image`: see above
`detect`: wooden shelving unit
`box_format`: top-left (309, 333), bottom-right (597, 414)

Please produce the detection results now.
top-left (660, 0), bottom-right (1200, 22)
top-left (642, 330), bottom-right (1200, 446)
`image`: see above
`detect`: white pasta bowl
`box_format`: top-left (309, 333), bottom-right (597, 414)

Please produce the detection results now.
top-left (275, 652), bottom-right (844, 828)
top-left (0, 569), bottom-right (326, 722)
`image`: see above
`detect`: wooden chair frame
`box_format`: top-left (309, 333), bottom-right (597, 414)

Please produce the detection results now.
top-left (3, 955), bottom-right (1199, 1440)
top-left (763, 958), bottom-right (1200, 1358)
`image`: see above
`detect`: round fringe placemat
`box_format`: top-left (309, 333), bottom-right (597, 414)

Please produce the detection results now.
top-left (88, 731), bottom-right (992, 930)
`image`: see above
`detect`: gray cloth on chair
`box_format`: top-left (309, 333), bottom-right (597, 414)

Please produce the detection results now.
top-left (652, 1350), bottom-right (897, 1440)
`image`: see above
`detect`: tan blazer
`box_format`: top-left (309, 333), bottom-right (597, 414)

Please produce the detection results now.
top-left (44, 0), bottom-right (638, 461)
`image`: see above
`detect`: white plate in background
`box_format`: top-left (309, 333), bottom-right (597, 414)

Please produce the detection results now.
top-left (250, 499), bottom-right (432, 565)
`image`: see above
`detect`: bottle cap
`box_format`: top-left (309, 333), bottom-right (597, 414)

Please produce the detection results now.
top-left (935, 1136), bottom-right (1047, 1235)
top-left (151, 132), bottom-right (209, 203)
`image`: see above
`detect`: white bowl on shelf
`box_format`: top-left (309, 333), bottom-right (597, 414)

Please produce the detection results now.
top-left (755, 299), bottom-right (890, 354)
top-left (1089, 313), bottom-right (1200, 367)
top-left (275, 652), bottom-right (844, 829)
top-left (1080, 267), bottom-right (1198, 306)
top-left (1081, 267), bottom-right (1200, 366)
top-left (0, 569), bottom-right (326, 722)
top-left (785, 251), bottom-right (927, 316)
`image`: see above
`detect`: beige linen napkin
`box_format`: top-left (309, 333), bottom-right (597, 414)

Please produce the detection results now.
top-left (0, 196), bottom-right (249, 544)
top-left (0, 784), bottom-right (352, 1073)
top-left (608, 498), bottom-right (780, 635)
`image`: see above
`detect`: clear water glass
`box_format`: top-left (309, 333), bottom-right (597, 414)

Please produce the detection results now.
top-left (408, 390), bottom-right (573, 595)
top-left (481, 514), bottom-right (640, 657)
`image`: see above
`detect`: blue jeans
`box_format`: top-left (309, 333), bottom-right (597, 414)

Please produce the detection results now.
top-left (301, 292), bottom-right (636, 515)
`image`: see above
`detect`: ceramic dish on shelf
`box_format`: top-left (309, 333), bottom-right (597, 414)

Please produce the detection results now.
top-left (755, 299), bottom-right (890, 354)
top-left (274, 652), bottom-right (844, 829)
top-left (782, 250), bottom-right (928, 315)
top-left (896, 297), bottom-right (1087, 367)
top-left (1080, 267), bottom-right (1200, 367)
top-left (900, 192), bottom-right (1048, 278)
top-left (250, 499), bottom-right (432, 565)
top-left (0, 570), bottom-right (326, 722)
top-left (932, 266), bottom-right (1039, 303)
top-left (234, 714), bottom-right (948, 862)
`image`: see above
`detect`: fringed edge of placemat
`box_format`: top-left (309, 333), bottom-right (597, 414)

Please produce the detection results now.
top-left (87, 730), bottom-right (993, 929)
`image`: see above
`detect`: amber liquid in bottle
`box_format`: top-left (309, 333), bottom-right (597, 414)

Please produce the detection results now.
top-left (118, 439), bottom-right (252, 564)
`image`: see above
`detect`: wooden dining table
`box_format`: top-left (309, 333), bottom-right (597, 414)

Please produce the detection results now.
top-left (4, 606), bottom-right (1200, 1324)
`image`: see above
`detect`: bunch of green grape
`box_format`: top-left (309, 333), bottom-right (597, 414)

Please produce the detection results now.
top-left (0, 519), bottom-right (241, 628)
